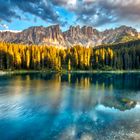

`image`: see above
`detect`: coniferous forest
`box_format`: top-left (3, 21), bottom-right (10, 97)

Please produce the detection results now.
top-left (0, 39), bottom-right (140, 71)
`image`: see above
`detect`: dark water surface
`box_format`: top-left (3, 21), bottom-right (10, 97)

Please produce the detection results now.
top-left (0, 72), bottom-right (140, 140)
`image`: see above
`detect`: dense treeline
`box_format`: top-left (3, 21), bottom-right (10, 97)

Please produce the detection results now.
top-left (0, 41), bottom-right (140, 71)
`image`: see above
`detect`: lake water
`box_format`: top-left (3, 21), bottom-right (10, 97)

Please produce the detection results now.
top-left (0, 72), bottom-right (140, 140)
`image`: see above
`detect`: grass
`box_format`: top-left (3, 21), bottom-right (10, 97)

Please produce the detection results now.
top-left (0, 69), bottom-right (140, 76)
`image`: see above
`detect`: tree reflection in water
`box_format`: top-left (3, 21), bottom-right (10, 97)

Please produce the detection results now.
top-left (0, 72), bottom-right (140, 140)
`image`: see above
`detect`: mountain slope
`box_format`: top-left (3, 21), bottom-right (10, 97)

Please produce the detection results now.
top-left (0, 25), bottom-right (139, 47)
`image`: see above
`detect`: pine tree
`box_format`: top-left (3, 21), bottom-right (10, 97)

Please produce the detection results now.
top-left (68, 59), bottom-right (71, 71)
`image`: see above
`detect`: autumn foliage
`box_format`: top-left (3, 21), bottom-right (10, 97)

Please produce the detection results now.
top-left (0, 41), bottom-right (139, 71)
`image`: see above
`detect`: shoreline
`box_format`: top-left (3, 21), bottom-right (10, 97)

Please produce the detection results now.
top-left (0, 70), bottom-right (140, 75)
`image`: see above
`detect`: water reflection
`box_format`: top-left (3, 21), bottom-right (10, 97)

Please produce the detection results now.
top-left (0, 72), bottom-right (140, 140)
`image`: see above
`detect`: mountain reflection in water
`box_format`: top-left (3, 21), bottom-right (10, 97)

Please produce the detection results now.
top-left (0, 72), bottom-right (140, 140)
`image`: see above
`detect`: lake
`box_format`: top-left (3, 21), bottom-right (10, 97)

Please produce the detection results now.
top-left (0, 72), bottom-right (140, 140)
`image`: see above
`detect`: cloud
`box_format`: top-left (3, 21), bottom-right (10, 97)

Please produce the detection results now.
top-left (12, 0), bottom-right (61, 23)
top-left (0, 19), bottom-right (9, 29)
top-left (51, 0), bottom-right (77, 10)
top-left (0, 23), bottom-right (9, 29)
top-left (0, 0), bottom-right (63, 25)
top-left (0, 0), bottom-right (140, 28)
top-left (51, 0), bottom-right (140, 27)
top-left (73, 0), bottom-right (140, 26)
top-left (0, 0), bottom-right (20, 22)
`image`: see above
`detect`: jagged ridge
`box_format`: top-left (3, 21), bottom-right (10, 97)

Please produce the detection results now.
top-left (0, 25), bottom-right (139, 47)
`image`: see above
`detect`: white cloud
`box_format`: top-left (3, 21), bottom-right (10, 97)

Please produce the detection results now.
top-left (68, 0), bottom-right (77, 6)
top-left (83, 0), bottom-right (95, 3)
top-left (0, 23), bottom-right (9, 29)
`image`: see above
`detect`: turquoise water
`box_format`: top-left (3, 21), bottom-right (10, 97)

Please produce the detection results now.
top-left (0, 72), bottom-right (140, 140)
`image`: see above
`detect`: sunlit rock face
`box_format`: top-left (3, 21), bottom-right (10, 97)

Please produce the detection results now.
top-left (63, 25), bottom-right (101, 46)
top-left (0, 25), bottom-right (139, 47)
top-left (0, 25), bottom-right (66, 47)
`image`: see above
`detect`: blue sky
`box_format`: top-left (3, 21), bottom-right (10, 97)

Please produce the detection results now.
top-left (0, 0), bottom-right (140, 31)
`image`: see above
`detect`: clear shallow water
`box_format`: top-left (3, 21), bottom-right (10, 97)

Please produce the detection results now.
top-left (0, 72), bottom-right (140, 140)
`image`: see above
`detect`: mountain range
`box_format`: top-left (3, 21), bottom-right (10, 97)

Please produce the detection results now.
top-left (0, 25), bottom-right (140, 47)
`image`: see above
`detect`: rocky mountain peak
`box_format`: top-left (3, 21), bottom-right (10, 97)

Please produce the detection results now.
top-left (81, 26), bottom-right (93, 37)
top-left (0, 25), bottom-right (139, 47)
